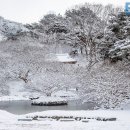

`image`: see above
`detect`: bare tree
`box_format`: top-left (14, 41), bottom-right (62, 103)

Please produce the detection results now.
top-left (65, 6), bottom-right (105, 69)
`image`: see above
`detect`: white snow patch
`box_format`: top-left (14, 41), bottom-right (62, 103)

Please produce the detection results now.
top-left (0, 110), bottom-right (16, 121)
top-left (0, 33), bottom-right (7, 42)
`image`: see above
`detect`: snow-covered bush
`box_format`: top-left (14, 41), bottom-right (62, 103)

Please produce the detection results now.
top-left (79, 63), bottom-right (130, 109)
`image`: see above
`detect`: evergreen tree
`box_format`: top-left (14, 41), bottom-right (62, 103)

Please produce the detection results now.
top-left (100, 12), bottom-right (130, 62)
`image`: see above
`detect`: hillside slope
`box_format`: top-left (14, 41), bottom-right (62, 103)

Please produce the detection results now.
top-left (0, 16), bottom-right (28, 41)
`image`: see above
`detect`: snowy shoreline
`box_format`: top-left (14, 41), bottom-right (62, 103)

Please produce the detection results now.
top-left (0, 110), bottom-right (130, 130)
top-left (0, 90), bottom-right (79, 102)
top-left (0, 96), bottom-right (30, 101)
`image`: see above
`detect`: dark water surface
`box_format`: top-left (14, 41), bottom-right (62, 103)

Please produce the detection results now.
top-left (0, 100), bottom-right (96, 115)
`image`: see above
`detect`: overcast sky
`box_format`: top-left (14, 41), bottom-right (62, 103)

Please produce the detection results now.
top-left (0, 0), bottom-right (126, 24)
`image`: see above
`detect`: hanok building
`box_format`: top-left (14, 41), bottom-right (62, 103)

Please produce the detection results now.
top-left (56, 53), bottom-right (77, 64)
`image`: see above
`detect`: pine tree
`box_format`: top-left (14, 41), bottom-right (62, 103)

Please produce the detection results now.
top-left (100, 12), bottom-right (130, 62)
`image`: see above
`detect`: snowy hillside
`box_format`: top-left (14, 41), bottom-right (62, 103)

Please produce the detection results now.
top-left (0, 16), bottom-right (28, 41)
top-left (0, 5), bottom-right (129, 110)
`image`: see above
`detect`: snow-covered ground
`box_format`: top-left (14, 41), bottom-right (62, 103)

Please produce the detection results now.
top-left (0, 96), bottom-right (29, 101)
top-left (120, 99), bottom-right (130, 110)
top-left (52, 90), bottom-right (79, 100)
top-left (0, 110), bottom-right (130, 130)
top-left (0, 81), bottom-right (30, 101)
top-left (0, 88), bottom-right (79, 101)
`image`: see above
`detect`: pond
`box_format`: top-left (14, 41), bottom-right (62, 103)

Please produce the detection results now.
top-left (0, 100), bottom-right (97, 115)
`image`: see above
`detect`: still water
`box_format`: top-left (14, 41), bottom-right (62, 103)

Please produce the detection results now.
top-left (0, 100), bottom-right (96, 115)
